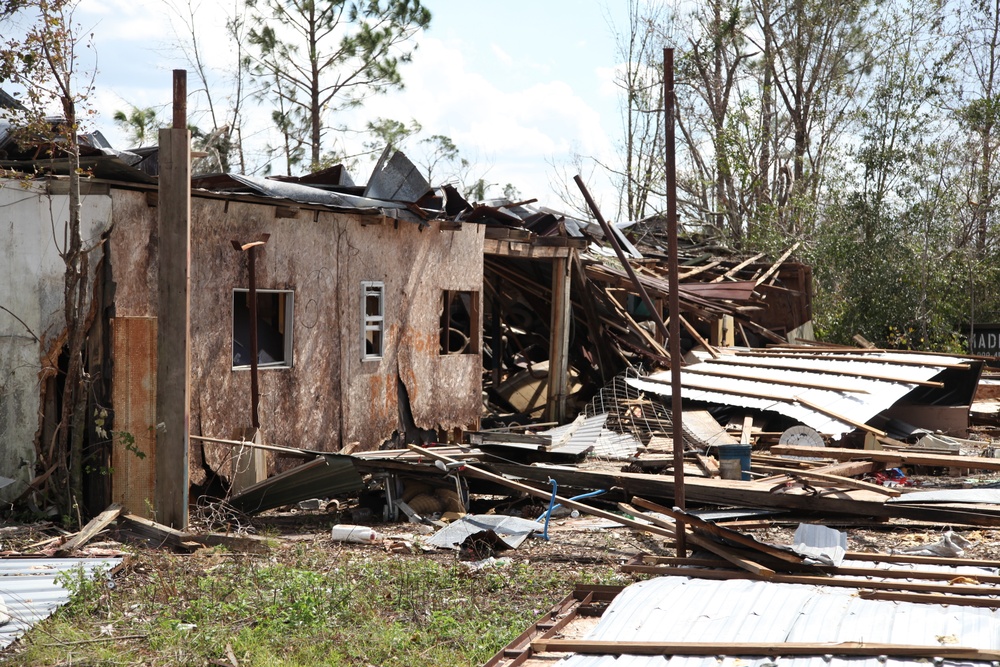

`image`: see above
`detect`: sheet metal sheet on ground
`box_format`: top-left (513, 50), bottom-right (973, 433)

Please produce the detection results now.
top-left (0, 557), bottom-right (122, 649)
top-left (426, 515), bottom-right (544, 550)
top-left (887, 488), bottom-right (1000, 504)
top-left (628, 349), bottom-right (966, 439)
top-left (556, 574), bottom-right (1000, 667)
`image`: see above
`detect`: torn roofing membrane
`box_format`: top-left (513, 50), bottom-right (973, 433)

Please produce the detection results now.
top-left (627, 349), bottom-right (970, 439)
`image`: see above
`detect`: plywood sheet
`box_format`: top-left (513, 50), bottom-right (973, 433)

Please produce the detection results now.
top-left (110, 316), bottom-right (157, 518)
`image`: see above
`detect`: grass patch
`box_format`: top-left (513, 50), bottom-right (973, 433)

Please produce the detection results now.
top-left (4, 546), bottom-right (628, 666)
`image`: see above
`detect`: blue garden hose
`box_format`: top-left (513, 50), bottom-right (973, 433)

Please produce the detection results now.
top-left (538, 483), bottom-right (607, 540)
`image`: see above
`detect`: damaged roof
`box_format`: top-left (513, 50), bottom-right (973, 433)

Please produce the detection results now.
top-left (628, 348), bottom-right (981, 439)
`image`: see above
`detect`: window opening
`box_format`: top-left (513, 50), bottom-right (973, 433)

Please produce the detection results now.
top-left (232, 289), bottom-right (293, 369)
top-left (440, 290), bottom-right (480, 355)
top-left (362, 281), bottom-right (384, 360)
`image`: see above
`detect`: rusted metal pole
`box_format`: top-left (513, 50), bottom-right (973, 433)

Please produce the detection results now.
top-left (172, 70), bottom-right (186, 130)
top-left (231, 236), bottom-right (269, 430)
top-left (573, 176), bottom-right (671, 364)
top-left (665, 47), bottom-right (686, 557)
top-left (247, 247), bottom-right (260, 429)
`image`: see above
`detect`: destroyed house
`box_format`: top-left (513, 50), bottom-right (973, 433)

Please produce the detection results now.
top-left (0, 145), bottom-right (486, 514)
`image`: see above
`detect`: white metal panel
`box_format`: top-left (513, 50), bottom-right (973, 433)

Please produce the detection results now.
top-left (627, 349), bottom-right (967, 439)
top-left (557, 574), bottom-right (1000, 667)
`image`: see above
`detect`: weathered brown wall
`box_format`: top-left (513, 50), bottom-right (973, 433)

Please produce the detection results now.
top-left (108, 188), bottom-right (484, 485)
top-left (340, 220), bottom-right (485, 449)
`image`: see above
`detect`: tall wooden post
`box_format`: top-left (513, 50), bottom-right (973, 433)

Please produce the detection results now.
top-left (155, 70), bottom-right (191, 529)
top-left (546, 255), bottom-right (572, 423)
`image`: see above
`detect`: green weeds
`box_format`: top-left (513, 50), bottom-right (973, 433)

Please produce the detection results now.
top-left (4, 548), bottom-right (626, 666)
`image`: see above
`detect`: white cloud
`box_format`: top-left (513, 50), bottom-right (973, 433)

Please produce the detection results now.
top-left (53, 0), bottom-right (623, 209)
top-left (490, 43), bottom-right (514, 67)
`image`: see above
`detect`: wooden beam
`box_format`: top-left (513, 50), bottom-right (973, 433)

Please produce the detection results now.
top-left (678, 313), bottom-right (719, 359)
top-left (709, 252), bottom-right (766, 283)
top-left (546, 255), bottom-right (572, 423)
top-left (115, 513), bottom-right (200, 552)
top-left (618, 503), bottom-right (775, 577)
top-left (770, 445), bottom-right (1000, 472)
top-left (620, 564), bottom-right (1000, 596)
top-left (739, 415), bottom-right (753, 444)
top-left (754, 242), bottom-right (800, 286)
top-left (530, 639), bottom-right (999, 660)
top-left (483, 238), bottom-right (575, 259)
top-left (858, 590), bottom-right (1000, 608)
top-left (602, 287), bottom-right (671, 359)
top-left (155, 70), bottom-right (191, 530)
top-left (631, 497), bottom-right (803, 564)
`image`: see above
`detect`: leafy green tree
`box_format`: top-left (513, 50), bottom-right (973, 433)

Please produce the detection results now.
top-left (113, 105), bottom-right (162, 147)
top-left (244, 0), bottom-right (431, 172)
top-left (752, 0), bottom-right (874, 236)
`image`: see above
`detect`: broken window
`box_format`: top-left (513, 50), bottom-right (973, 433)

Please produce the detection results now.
top-left (362, 281), bottom-right (384, 360)
top-left (440, 290), bottom-right (480, 355)
top-left (232, 289), bottom-right (294, 369)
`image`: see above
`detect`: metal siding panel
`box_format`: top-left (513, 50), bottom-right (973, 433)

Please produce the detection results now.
top-left (0, 558), bottom-right (122, 649)
top-left (554, 575), bottom-right (1000, 667)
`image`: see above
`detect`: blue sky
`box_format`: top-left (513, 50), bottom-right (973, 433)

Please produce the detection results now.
top-left (71, 0), bottom-right (633, 212)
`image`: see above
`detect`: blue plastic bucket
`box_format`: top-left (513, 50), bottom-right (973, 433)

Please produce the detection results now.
top-left (718, 444), bottom-right (752, 481)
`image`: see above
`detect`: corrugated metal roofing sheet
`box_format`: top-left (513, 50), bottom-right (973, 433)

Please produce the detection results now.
top-left (539, 413), bottom-right (643, 460)
top-left (627, 349), bottom-right (969, 439)
top-left (227, 454), bottom-right (363, 514)
top-left (0, 557), bottom-right (122, 649)
top-left (557, 574), bottom-right (1000, 667)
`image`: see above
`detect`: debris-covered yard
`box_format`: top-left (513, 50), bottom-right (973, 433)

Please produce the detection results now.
top-left (4, 427), bottom-right (1000, 666)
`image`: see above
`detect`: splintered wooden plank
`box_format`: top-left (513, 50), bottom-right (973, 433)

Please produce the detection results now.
top-left (55, 503), bottom-right (124, 556)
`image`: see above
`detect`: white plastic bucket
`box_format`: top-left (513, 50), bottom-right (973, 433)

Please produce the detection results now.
top-left (331, 524), bottom-right (381, 543)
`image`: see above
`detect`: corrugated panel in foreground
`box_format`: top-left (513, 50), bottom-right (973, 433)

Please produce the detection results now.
top-left (558, 575), bottom-right (1000, 667)
top-left (0, 557), bottom-right (122, 649)
top-left (627, 349), bottom-right (969, 439)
